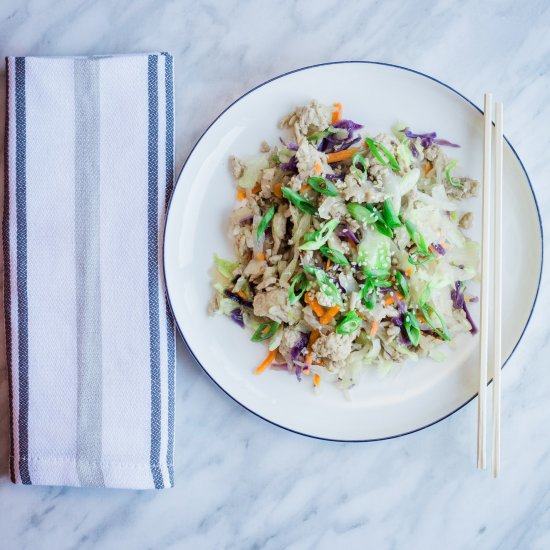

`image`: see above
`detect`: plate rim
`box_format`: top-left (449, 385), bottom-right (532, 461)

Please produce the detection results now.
top-left (163, 60), bottom-right (544, 442)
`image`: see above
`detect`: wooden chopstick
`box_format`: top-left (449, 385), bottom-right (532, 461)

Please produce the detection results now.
top-left (478, 93), bottom-right (493, 470)
top-left (492, 102), bottom-right (504, 477)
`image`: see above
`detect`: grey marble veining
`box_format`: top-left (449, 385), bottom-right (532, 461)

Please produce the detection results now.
top-left (0, 1), bottom-right (549, 549)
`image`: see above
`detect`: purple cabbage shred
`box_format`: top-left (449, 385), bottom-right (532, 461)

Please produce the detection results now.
top-left (336, 224), bottom-right (360, 244)
top-left (279, 138), bottom-right (299, 151)
top-left (333, 119), bottom-right (363, 132)
top-left (403, 127), bottom-right (460, 149)
top-left (451, 281), bottom-right (478, 334)
top-left (290, 332), bottom-right (309, 362)
top-left (280, 156), bottom-right (298, 173)
top-left (224, 289), bottom-right (253, 309)
top-left (433, 243), bottom-right (446, 256)
top-left (230, 308), bottom-right (244, 328)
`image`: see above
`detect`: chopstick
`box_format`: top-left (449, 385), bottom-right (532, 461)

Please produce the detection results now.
top-left (492, 102), bottom-right (504, 477)
top-left (478, 93), bottom-right (493, 470)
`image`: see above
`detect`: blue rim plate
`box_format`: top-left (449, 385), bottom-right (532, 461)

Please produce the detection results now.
top-left (163, 61), bottom-right (543, 442)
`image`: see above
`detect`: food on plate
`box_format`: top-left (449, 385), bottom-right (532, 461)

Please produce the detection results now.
top-left (209, 100), bottom-right (479, 391)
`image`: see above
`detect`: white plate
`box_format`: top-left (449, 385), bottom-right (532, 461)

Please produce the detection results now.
top-left (164, 62), bottom-right (542, 441)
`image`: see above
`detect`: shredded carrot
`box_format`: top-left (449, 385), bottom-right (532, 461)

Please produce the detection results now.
top-left (313, 161), bottom-right (322, 175)
top-left (385, 292), bottom-right (404, 306)
top-left (331, 102), bottom-right (343, 124)
top-left (313, 373), bottom-right (321, 387)
top-left (256, 252), bottom-right (266, 261)
top-left (254, 349), bottom-right (278, 375)
top-left (251, 183), bottom-right (261, 194)
top-left (305, 353), bottom-right (313, 365)
top-left (236, 290), bottom-right (248, 300)
top-left (319, 305), bottom-right (340, 325)
top-left (326, 148), bottom-right (360, 164)
top-left (305, 293), bottom-right (325, 317)
top-left (273, 181), bottom-right (283, 198)
top-left (370, 320), bottom-right (380, 337)
top-left (358, 312), bottom-right (367, 320)
top-left (406, 267), bottom-right (413, 277)
top-left (424, 161), bottom-right (433, 176)
top-left (428, 245), bottom-right (436, 254)
top-left (300, 183), bottom-right (311, 194)
top-left (325, 258), bottom-right (332, 270)
top-left (303, 365), bottom-right (310, 374)
top-left (308, 329), bottom-right (320, 348)
top-left (236, 188), bottom-right (246, 201)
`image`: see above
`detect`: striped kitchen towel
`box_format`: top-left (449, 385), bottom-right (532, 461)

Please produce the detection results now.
top-left (3, 53), bottom-right (176, 489)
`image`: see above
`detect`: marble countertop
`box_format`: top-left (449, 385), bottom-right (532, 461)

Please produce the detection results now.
top-left (0, 1), bottom-right (549, 548)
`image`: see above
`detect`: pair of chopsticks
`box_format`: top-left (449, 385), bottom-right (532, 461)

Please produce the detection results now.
top-left (478, 93), bottom-right (503, 477)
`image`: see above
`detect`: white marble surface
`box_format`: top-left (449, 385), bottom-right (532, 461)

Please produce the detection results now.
top-left (0, 1), bottom-right (549, 548)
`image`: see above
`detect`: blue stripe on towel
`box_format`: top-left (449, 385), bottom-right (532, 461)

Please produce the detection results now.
top-left (162, 52), bottom-right (176, 487)
top-left (147, 54), bottom-right (163, 489)
top-left (3, 58), bottom-right (16, 483)
top-left (15, 56), bottom-right (31, 485)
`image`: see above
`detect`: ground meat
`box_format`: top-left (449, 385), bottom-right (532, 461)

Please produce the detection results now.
top-left (230, 156), bottom-right (246, 179)
top-left (295, 139), bottom-right (327, 178)
top-left (316, 290), bottom-right (334, 308)
top-left (312, 332), bottom-right (354, 362)
top-left (342, 173), bottom-right (369, 203)
top-left (280, 99), bottom-right (332, 140)
top-left (424, 144), bottom-right (441, 162)
top-left (459, 212), bottom-right (474, 229)
top-left (253, 287), bottom-right (301, 324)
top-left (260, 167), bottom-right (276, 198)
top-left (446, 177), bottom-right (479, 200)
top-left (260, 140), bottom-right (271, 153)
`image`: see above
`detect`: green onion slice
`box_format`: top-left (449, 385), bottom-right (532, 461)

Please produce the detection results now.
top-left (282, 187), bottom-right (317, 215)
top-left (299, 219), bottom-right (339, 251)
top-left (421, 304), bottom-right (451, 341)
top-left (320, 246), bottom-right (350, 266)
top-left (375, 220), bottom-right (394, 238)
top-left (445, 159), bottom-right (463, 188)
top-left (307, 176), bottom-right (338, 197)
top-left (256, 204), bottom-right (276, 240)
top-left (361, 280), bottom-right (377, 310)
top-left (351, 153), bottom-right (368, 181)
top-left (382, 199), bottom-right (402, 229)
top-left (288, 272), bottom-right (309, 305)
top-left (251, 321), bottom-right (280, 342)
top-left (404, 311), bottom-right (420, 347)
top-left (403, 217), bottom-right (429, 254)
top-left (408, 252), bottom-right (435, 266)
top-left (347, 202), bottom-right (374, 224)
top-left (418, 285), bottom-right (451, 341)
top-left (372, 277), bottom-right (392, 288)
top-left (363, 269), bottom-right (390, 278)
top-left (365, 137), bottom-right (400, 172)
top-left (395, 270), bottom-right (409, 299)
top-left (336, 311), bottom-right (362, 335)
top-left (303, 265), bottom-right (343, 306)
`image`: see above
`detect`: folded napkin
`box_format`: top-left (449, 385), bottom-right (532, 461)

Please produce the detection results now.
top-left (3, 53), bottom-right (176, 489)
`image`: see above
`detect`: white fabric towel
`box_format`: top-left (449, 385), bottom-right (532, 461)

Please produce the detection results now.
top-left (3, 53), bottom-right (176, 489)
